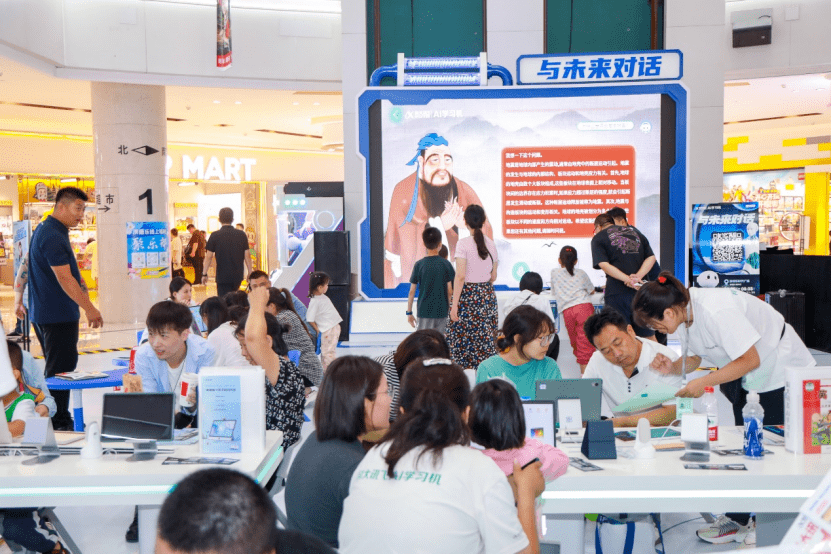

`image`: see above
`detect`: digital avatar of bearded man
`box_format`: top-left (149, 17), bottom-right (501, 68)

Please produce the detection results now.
top-left (383, 132), bottom-right (493, 288)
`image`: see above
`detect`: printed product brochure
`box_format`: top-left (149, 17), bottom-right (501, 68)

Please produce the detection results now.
top-left (200, 374), bottom-right (242, 454)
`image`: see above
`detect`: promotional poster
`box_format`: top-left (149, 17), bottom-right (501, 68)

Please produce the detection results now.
top-left (691, 202), bottom-right (760, 295)
top-left (126, 221), bottom-right (170, 279)
top-left (216, 0), bottom-right (232, 69)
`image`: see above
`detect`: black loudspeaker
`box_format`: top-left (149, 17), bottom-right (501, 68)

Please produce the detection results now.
top-left (581, 420), bottom-right (617, 460)
top-left (314, 231), bottom-right (351, 286)
top-left (325, 285), bottom-right (350, 342)
top-left (766, 291), bottom-right (806, 343)
top-left (733, 26), bottom-right (771, 48)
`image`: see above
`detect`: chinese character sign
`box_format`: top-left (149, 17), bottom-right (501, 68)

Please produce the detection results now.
top-left (517, 51), bottom-right (682, 85)
top-left (502, 146), bottom-right (636, 238)
top-left (691, 203), bottom-right (759, 295)
top-left (127, 222), bottom-right (170, 280)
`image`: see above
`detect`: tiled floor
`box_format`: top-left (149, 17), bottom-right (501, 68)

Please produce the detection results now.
top-left (6, 288), bottom-right (821, 552)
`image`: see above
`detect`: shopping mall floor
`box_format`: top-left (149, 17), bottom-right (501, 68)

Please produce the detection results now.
top-left (3, 285), bottom-right (827, 553)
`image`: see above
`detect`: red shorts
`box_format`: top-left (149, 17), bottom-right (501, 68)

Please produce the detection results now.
top-left (562, 303), bottom-right (596, 365)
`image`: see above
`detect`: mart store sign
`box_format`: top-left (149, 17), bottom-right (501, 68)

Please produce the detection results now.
top-left (167, 155), bottom-right (258, 181)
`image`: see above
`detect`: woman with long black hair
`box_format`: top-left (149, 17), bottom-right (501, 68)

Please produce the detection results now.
top-left (447, 204), bottom-right (499, 369)
top-left (338, 358), bottom-right (544, 554)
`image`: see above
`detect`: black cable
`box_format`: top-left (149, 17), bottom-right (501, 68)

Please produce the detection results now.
top-left (660, 516), bottom-right (704, 535)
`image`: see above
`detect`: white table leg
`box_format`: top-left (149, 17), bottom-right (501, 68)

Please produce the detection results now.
top-left (542, 514), bottom-right (586, 552)
top-left (138, 505), bottom-right (161, 554)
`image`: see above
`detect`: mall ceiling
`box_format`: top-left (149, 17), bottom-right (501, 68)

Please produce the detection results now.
top-left (0, 55), bottom-right (343, 153)
top-left (724, 72), bottom-right (831, 132)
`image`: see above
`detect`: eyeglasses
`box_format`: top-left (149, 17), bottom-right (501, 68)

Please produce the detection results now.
top-left (538, 333), bottom-right (557, 346)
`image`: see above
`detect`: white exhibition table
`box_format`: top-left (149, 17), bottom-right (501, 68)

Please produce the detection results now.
top-left (540, 427), bottom-right (831, 550)
top-left (0, 430), bottom-right (285, 554)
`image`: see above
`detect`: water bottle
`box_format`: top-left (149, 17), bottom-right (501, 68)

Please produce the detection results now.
top-left (743, 390), bottom-right (764, 459)
top-left (702, 386), bottom-right (719, 443)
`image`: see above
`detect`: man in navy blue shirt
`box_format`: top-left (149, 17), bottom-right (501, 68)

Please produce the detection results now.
top-left (28, 187), bottom-right (103, 430)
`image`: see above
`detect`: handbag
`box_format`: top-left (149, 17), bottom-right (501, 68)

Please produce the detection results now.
top-left (595, 514), bottom-right (664, 554)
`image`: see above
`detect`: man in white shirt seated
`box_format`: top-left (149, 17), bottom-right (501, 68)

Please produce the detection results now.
top-left (582, 307), bottom-right (688, 427)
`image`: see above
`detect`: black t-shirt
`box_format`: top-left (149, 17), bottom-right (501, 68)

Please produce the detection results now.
top-left (284, 432), bottom-right (366, 547)
top-left (591, 225), bottom-right (654, 297)
top-left (410, 255), bottom-right (455, 318)
top-left (205, 225), bottom-right (249, 284)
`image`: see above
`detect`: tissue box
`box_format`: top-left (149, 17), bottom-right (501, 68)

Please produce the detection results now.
top-left (785, 367), bottom-right (831, 454)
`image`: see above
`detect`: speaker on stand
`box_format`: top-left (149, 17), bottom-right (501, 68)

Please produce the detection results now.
top-left (313, 231), bottom-right (351, 342)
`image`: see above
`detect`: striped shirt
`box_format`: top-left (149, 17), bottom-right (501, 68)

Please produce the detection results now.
top-left (373, 351), bottom-right (401, 422)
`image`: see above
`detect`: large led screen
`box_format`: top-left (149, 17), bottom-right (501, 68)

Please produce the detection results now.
top-left (359, 86), bottom-right (687, 298)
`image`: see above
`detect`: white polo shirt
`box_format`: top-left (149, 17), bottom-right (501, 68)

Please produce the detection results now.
top-left (584, 337), bottom-right (682, 418)
top-left (684, 288), bottom-right (815, 393)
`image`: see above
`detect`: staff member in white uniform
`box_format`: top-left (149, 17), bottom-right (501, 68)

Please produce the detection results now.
top-left (582, 307), bottom-right (684, 426)
top-left (632, 272), bottom-right (815, 426)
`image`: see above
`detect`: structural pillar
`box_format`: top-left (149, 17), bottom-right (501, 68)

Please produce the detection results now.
top-left (91, 83), bottom-right (169, 325)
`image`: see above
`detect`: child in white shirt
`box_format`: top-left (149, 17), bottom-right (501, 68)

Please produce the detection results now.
top-left (306, 272), bottom-right (342, 370)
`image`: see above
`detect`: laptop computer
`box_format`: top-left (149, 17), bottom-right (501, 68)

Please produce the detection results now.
top-left (534, 379), bottom-right (603, 424)
top-left (190, 305), bottom-right (208, 334)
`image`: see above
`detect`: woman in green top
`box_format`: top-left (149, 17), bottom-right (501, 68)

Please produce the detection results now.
top-left (476, 305), bottom-right (561, 399)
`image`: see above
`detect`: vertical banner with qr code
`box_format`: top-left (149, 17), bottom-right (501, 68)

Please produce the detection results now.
top-left (691, 202), bottom-right (759, 295)
top-left (216, 0), bottom-right (232, 69)
top-left (127, 222), bottom-right (170, 279)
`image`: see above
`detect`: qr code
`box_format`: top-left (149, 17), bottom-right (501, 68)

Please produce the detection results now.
top-left (712, 231), bottom-right (744, 262)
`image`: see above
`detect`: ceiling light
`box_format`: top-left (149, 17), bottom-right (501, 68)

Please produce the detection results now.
top-left (235, 101), bottom-right (242, 105)
top-left (313, 102), bottom-right (320, 106)
top-left (60, 178), bottom-right (77, 183)
top-left (0, 176), bottom-right (8, 180)
top-left (178, 181), bottom-right (198, 187)
top-left (293, 102), bottom-right (299, 106)
top-left (213, 100), bottom-right (220, 104)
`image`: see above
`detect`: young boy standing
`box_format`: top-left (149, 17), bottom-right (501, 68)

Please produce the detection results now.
top-left (407, 227), bottom-right (455, 333)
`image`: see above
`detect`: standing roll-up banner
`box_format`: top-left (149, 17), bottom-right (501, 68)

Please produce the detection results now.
top-left (217, 0), bottom-right (232, 69)
top-left (691, 202), bottom-right (760, 295)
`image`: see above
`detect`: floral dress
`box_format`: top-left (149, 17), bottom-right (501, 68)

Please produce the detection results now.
top-left (265, 356), bottom-right (306, 449)
top-left (446, 282), bottom-right (498, 370)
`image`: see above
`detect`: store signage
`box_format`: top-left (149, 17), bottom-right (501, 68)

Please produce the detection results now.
top-left (516, 50), bottom-right (683, 85)
top-left (182, 155), bottom-right (257, 181)
top-left (96, 188), bottom-right (119, 214)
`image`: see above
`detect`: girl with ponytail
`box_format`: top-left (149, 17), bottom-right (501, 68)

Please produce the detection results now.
top-left (447, 204), bottom-right (499, 369)
top-left (550, 246), bottom-right (597, 372)
top-left (338, 358), bottom-right (545, 554)
top-left (265, 287), bottom-right (324, 387)
top-left (632, 271), bottom-right (814, 422)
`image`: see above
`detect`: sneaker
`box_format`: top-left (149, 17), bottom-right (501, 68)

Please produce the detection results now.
top-left (696, 515), bottom-right (748, 544)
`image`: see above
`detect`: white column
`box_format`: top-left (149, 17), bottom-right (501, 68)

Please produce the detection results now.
top-left (91, 82), bottom-right (169, 325)
top-left (665, 0), bottom-right (726, 206)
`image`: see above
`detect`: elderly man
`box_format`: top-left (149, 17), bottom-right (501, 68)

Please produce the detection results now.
top-left (383, 133), bottom-right (492, 288)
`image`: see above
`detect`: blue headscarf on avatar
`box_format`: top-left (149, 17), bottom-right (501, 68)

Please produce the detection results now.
top-left (401, 133), bottom-right (450, 227)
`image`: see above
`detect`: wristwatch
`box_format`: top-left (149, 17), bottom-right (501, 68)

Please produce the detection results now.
top-left (405, 311), bottom-right (413, 315)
